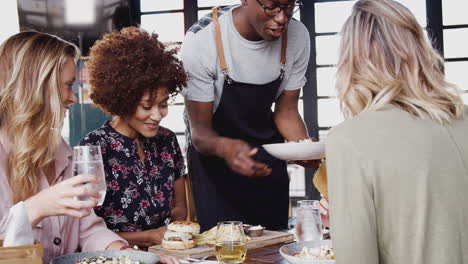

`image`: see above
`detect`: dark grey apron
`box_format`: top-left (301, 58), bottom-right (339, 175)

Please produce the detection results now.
top-left (188, 7), bottom-right (289, 231)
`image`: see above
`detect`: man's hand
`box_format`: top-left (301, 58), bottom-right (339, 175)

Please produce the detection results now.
top-left (217, 138), bottom-right (271, 177)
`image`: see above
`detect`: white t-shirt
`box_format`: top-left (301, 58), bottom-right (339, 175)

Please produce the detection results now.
top-left (180, 5), bottom-right (310, 112)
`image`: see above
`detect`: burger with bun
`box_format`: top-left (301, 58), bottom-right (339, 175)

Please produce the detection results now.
top-left (162, 221), bottom-right (200, 250)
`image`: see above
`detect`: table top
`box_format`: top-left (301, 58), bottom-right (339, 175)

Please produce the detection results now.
top-left (204, 228), bottom-right (330, 263)
top-left (207, 242), bottom-right (289, 264)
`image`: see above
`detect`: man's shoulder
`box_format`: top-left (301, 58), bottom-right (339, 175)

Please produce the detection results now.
top-left (287, 19), bottom-right (309, 43)
top-left (187, 5), bottom-right (233, 35)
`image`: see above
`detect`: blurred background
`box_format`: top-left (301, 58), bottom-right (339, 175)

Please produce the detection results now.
top-left (1, 0), bottom-right (467, 203)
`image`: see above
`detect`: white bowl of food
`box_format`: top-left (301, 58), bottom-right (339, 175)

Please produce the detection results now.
top-left (50, 250), bottom-right (159, 264)
top-left (280, 240), bottom-right (335, 264)
top-left (263, 140), bottom-right (325, 161)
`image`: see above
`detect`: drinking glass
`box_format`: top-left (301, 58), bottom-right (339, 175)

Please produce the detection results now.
top-left (295, 200), bottom-right (323, 242)
top-left (215, 221), bottom-right (247, 264)
top-left (72, 145), bottom-right (107, 206)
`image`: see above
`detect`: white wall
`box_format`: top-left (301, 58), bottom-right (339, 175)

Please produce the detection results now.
top-left (0, 1), bottom-right (20, 44)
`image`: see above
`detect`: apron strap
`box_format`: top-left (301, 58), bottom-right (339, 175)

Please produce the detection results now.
top-left (280, 28), bottom-right (287, 78)
top-left (212, 7), bottom-right (228, 75)
top-left (212, 7), bottom-right (288, 79)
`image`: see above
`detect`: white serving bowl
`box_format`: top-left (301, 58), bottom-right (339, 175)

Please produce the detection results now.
top-left (280, 240), bottom-right (336, 264)
top-left (50, 250), bottom-right (159, 264)
top-left (263, 141), bottom-right (325, 161)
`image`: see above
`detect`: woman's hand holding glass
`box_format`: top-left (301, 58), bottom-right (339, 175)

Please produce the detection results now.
top-left (72, 146), bottom-right (107, 206)
top-left (24, 174), bottom-right (101, 227)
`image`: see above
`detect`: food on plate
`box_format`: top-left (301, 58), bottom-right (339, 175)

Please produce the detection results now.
top-left (248, 225), bottom-right (264, 230)
top-left (195, 225), bottom-right (217, 246)
top-left (246, 225), bottom-right (264, 237)
top-left (76, 255), bottom-right (143, 264)
top-left (196, 225), bottom-right (251, 246)
top-left (293, 245), bottom-right (335, 260)
top-left (290, 138), bottom-right (313, 143)
top-left (161, 221), bottom-right (200, 250)
top-left (313, 160), bottom-right (328, 198)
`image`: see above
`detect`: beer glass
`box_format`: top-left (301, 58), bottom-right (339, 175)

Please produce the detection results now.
top-left (72, 145), bottom-right (107, 206)
top-left (295, 200), bottom-right (323, 242)
top-left (215, 221), bottom-right (247, 263)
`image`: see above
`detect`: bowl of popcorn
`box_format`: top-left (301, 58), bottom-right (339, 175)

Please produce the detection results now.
top-left (280, 240), bottom-right (335, 264)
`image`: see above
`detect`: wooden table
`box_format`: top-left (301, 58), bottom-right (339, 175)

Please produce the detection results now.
top-left (207, 242), bottom-right (289, 264)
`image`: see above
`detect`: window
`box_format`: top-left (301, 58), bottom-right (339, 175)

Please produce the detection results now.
top-left (140, 0), bottom-right (183, 11)
top-left (443, 28), bottom-right (468, 59)
top-left (315, 1), bottom-right (355, 34)
top-left (442, 0), bottom-right (468, 26)
top-left (314, 1), bottom-right (355, 136)
top-left (141, 13), bottom-right (185, 43)
top-left (445, 62), bottom-right (468, 92)
top-left (197, 0), bottom-right (239, 8)
top-left (442, 0), bottom-right (468, 102)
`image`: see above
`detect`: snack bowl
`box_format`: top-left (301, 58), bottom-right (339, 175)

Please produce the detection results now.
top-left (279, 240), bottom-right (335, 264)
top-left (263, 141), bottom-right (325, 161)
top-left (246, 226), bottom-right (265, 237)
top-left (50, 250), bottom-right (159, 264)
top-left (242, 224), bottom-right (252, 233)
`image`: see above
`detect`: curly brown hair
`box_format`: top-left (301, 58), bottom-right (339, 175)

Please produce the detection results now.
top-left (86, 27), bottom-right (187, 117)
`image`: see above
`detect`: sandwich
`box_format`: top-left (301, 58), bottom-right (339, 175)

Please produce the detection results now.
top-left (162, 221), bottom-right (200, 250)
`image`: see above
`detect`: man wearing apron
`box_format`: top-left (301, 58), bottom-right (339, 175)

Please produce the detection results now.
top-left (180, 0), bottom-right (312, 231)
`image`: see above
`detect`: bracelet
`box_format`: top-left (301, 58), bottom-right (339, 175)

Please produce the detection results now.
top-left (120, 244), bottom-right (139, 250)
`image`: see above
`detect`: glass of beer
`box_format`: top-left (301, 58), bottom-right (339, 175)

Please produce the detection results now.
top-left (215, 221), bottom-right (247, 263)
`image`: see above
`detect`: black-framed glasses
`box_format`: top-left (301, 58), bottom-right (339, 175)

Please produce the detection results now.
top-left (255, 0), bottom-right (303, 17)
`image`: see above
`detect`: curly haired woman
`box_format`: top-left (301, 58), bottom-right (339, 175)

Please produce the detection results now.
top-left (79, 27), bottom-right (188, 248)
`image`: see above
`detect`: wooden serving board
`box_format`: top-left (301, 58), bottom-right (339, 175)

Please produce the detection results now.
top-left (149, 230), bottom-right (294, 259)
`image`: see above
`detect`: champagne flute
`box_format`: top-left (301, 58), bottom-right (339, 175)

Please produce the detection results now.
top-left (215, 221), bottom-right (247, 264)
top-left (72, 145), bottom-right (107, 206)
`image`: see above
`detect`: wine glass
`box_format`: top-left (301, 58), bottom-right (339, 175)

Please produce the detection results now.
top-left (72, 145), bottom-right (107, 206)
top-left (215, 221), bottom-right (247, 264)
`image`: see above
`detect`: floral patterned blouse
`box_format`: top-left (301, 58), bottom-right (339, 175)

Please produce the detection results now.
top-left (79, 121), bottom-right (185, 232)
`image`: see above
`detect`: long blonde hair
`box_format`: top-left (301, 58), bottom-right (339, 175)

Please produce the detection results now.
top-left (0, 31), bottom-right (79, 203)
top-left (336, 0), bottom-right (464, 123)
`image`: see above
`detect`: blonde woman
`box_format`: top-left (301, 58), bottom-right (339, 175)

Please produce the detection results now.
top-left (0, 32), bottom-right (179, 264)
top-left (324, 0), bottom-right (468, 263)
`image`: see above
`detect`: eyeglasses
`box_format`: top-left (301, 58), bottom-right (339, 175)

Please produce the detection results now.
top-left (255, 0), bottom-right (303, 17)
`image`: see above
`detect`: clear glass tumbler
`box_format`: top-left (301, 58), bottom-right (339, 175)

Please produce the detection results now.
top-left (295, 200), bottom-right (323, 242)
top-left (72, 145), bottom-right (107, 206)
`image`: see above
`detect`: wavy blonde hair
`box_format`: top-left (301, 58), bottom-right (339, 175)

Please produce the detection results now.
top-left (336, 0), bottom-right (464, 123)
top-left (0, 31), bottom-right (79, 203)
